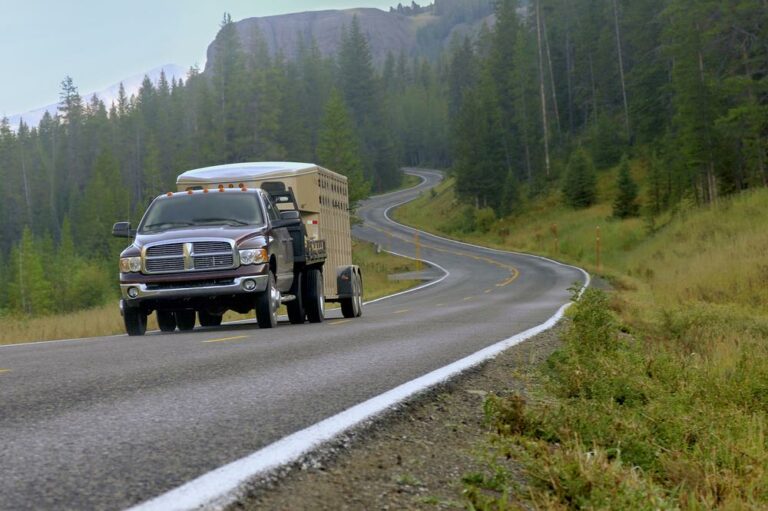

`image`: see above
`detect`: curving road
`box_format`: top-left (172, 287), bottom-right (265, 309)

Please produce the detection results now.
top-left (0, 169), bottom-right (585, 510)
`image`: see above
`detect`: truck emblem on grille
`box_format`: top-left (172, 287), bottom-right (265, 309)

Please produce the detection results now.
top-left (183, 242), bottom-right (194, 270)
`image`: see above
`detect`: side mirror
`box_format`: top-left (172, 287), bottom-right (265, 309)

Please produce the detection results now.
top-left (112, 221), bottom-right (135, 238)
top-left (280, 210), bottom-right (300, 220)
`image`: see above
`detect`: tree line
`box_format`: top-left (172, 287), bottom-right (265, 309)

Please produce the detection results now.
top-left (449, 0), bottom-right (767, 218)
top-left (0, 13), bottom-right (450, 315)
top-left (1, 0), bottom-right (765, 316)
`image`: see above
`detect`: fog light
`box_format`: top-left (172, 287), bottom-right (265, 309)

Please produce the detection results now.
top-left (243, 279), bottom-right (257, 291)
top-left (127, 287), bottom-right (139, 298)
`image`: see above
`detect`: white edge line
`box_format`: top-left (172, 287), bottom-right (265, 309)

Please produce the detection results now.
top-left (129, 301), bottom-right (575, 511)
top-left (130, 170), bottom-right (590, 511)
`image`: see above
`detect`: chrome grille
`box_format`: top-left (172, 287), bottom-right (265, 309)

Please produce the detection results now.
top-left (146, 258), bottom-right (185, 273)
top-left (193, 254), bottom-right (234, 270)
top-left (143, 239), bottom-right (235, 274)
top-left (147, 243), bottom-right (183, 257)
top-left (193, 241), bottom-right (230, 254)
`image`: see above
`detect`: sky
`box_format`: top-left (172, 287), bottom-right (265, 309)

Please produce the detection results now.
top-left (0, 0), bottom-right (395, 117)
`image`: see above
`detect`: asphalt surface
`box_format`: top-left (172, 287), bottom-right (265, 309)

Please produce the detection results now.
top-left (0, 169), bottom-right (585, 510)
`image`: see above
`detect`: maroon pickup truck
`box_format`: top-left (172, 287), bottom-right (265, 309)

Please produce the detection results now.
top-left (113, 187), bottom-right (322, 335)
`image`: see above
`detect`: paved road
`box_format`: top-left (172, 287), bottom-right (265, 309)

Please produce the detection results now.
top-left (0, 169), bottom-right (585, 510)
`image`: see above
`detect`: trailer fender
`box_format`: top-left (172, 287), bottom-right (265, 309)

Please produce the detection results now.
top-left (336, 265), bottom-right (361, 298)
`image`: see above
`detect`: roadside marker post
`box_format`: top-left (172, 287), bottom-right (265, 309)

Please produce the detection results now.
top-left (414, 231), bottom-right (422, 272)
top-left (596, 226), bottom-right (602, 272)
top-left (550, 223), bottom-right (559, 255)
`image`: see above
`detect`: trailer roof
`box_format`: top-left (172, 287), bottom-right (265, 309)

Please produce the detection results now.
top-left (177, 162), bottom-right (344, 185)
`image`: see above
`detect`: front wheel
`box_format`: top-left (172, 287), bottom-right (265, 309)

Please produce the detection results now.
top-left (124, 307), bottom-right (147, 336)
top-left (255, 272), bottom-right (279, 329)
top-left (304, 268), bottom-right (324, 323)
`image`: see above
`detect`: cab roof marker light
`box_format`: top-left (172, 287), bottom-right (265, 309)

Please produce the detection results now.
top-left (187, 190), bottom-right (193, 195)
top-left (166, 192), bottom-right (173, 197)
top-left (203, 188), bottom-right (209, 193)
top-left (228, 183), bottom-right (234, 188)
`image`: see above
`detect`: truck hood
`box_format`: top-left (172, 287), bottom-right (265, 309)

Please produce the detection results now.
top-left (133, 225), bottom-right (268, 248)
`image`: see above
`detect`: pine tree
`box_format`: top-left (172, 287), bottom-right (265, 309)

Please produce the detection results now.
top-left (317, 90), bottom-right (369, 206)
top-left (7, 228), bottom-right (54, 315)
top-left (562, 147), bottom-right (597, 208)
top-left (613, 155), bottom-right (639, 218)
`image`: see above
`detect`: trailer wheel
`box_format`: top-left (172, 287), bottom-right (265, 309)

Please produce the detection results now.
top-left (287, 271), bottom-right (305, 324)
top-left (124, 307), bottom-right (147, 336)
top-left (198, 310), bottom-right (223, 327)
top-left (305, 268), bottom-right (324, 323)
top-left (176, 310), bottom-right (196, 331)
top-left (341, 272), bottom-right (363, 319)
top-left (255, 272), bottom-right (279, 328)
top-left (157, 310), bottom-right (177, 332)
top-left (354, 272), bottom-right (363, 318)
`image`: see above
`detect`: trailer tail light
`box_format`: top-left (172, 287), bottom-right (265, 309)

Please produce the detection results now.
top-left (307, 220), bottom-right (318, 225)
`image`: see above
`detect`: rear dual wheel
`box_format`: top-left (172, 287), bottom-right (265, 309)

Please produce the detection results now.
top-left (157, 311), bottom-right (177, 332)
top-left (199, 310), bottom-right (223, 327)
top-left (304, 268), bottom-right (324, 323)
top-left (340, 272), bottom-right (363, 319)
top-left (286, 271), bottom-right (305, 325)
top-left (176, 310), bottom-right (196, 331)
top-left (255, 272), bottom-right (280, 329)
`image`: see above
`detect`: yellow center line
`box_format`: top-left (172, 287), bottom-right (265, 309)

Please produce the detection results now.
top-left (484, 289), bottom-right (493, 294)
top-left (202, 335), bottom-right (250, 344)
top-left (393, 309), bottom-right (410, 314)
top-left (329, 319), bottom-right (352, 326)
top-left (0, 369), bottom-right (11, 374)
top-left (463, 296), bottom-right (475, 301)
top-left (436, 303), bottom-right (445, 307)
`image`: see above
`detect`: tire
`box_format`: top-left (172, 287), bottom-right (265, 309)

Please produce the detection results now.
top-left (198, 310), bottom-right (223, 327)
top-left (157, 310), bottom-right (177, 332)
top-left (124, 307), bottom-right (147, 336)
top-left (286, 271), bottom-right (305, 325)
top-left (341, 272), bottom-right (362, 319)
top-left (305, 268), bottom-right (324, 324)
top-left (354, 273), bottom-right (363, 318)
top-left (255, 272), bottom-right (280, 329)
top-left (175, 310), bottom-right (196, 331)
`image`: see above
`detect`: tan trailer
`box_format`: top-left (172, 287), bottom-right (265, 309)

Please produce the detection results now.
top-left (176, 162), bottom-right (358, 304)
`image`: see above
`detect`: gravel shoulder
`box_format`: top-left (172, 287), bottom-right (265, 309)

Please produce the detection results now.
top-left (231, 322), bottom-right (566, 511)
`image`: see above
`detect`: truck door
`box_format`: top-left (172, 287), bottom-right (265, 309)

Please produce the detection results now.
top-left (263, 194), bottom-right (294, 289)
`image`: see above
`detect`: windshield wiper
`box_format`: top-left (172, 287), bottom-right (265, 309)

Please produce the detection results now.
top-left (194, 218), bottom-right (251, 226)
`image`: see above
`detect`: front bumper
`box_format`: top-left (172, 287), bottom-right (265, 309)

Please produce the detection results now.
top-left (120, 275), bottom-right (268, 301)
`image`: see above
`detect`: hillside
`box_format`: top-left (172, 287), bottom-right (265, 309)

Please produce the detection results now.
top-left (395, 170), bottom-right (768, 507)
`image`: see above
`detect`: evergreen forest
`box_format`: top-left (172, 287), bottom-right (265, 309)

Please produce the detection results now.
top-left (0, 0), bottom-right (766, 316)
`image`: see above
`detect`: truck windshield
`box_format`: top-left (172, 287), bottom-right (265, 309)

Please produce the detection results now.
top-left (139, 193), bottom-right (264, 233)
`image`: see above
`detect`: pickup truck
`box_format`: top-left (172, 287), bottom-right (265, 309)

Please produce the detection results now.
top-left (113, 162), bottom-right (363, 336)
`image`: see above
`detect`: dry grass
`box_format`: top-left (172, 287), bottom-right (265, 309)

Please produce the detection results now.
top-left (0, 239), bottom-right (420, 345)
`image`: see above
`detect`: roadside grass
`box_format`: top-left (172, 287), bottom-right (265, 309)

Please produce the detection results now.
top-left (0, 239), bottom-right (420, 345)
top-left (395, 171), bottom-right (768, 508)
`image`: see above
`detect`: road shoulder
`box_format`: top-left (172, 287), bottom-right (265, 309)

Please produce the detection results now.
top-left (233, 322), bottom-right (565, 510)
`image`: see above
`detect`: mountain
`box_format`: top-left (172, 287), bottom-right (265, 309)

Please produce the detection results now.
top-left (204, 3), bottom-right (495, 72)
top-left (6, 64), bottom-right (186, 129)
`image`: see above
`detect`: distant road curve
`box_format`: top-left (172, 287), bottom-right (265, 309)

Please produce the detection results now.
top-left (0, 169), bottom-right (587, 511)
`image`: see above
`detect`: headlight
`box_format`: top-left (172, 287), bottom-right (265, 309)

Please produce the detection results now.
top-left (120, 257), bottom-right (142, 273)
top-left (239, 248), bottom-right (268, 265)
